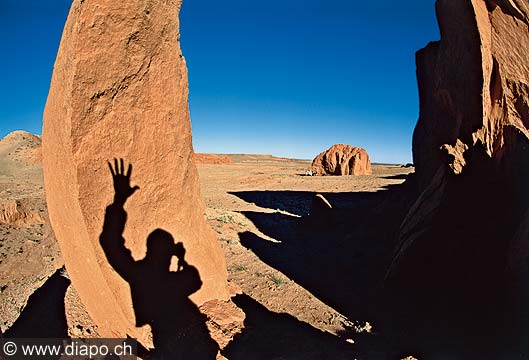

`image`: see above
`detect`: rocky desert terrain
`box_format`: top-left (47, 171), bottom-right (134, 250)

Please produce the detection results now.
top-left (0, 131), bottom-right (419, 358)
top-left (3, 0), bottom-right (529, 359)
top-left (0, 131), bottom-right (62, 333)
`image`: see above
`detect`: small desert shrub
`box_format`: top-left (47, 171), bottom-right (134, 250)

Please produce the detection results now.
top-left (218, 213), bottom-right (235, 224)
top-left (270, 275), bottom-right (286, 286)
top-left (229, 265), bottom-right (247, 273)
top-left (354, 321), bottom-right (373, 334)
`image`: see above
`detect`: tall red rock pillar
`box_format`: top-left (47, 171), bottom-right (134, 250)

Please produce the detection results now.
top-left (42, 0), bottom-right (229, 342)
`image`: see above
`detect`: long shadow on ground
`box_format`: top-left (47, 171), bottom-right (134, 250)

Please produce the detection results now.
top-left (6, 268), bottom-right (70, 338)
top-left (230, 181), bottom-right (414, 357)
top-left (230, 189), bottom-right (389, 217)
top-left (223, 294), bottom-right (355, 360)
top-left (231, 172), bottom-right (525, 359)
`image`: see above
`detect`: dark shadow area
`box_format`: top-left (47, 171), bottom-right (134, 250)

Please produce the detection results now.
top-left (230, 183), bottom-right (416, 357)
top-left (384, 140), bottom-right (529, 359)
top-left (231, 165), bottom-right (524, 358)
top-left (222, 294), bottom-right (356, 360)
top-left (6, 268), bottom-right (70, 338)
top-left (382, 173), bottom-right (412, 180)
top-left (229, 189), bottom-right (393, 217)
top-left (100, 159), bottom-right (218, 359)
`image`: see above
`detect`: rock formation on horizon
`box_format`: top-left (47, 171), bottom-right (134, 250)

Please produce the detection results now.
top-left (386, 0), bottom-right (529, 348)
top-left (42, 0), bottom-right (229, 343)
top-left (194, 153), bottom-right (234, 165)
top-left (311, 144), bottom-right (372, 176)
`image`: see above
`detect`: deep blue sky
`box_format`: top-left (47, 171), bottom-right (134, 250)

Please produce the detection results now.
top-left (0, 0), bottom-right (439, 163)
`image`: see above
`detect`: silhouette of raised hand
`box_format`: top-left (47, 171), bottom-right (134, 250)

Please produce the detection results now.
top-left (108, 158), bottom-right (140, 205)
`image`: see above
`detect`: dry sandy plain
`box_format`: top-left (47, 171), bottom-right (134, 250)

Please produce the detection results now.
top-left (0, 131), bottom-right (417, 359)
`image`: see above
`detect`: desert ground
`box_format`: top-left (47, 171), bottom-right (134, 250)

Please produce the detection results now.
top-left (198, 156), bottom-right (416, 358)
top-left (2, 0), bottom-right (527, 358)
top-left (0, 131), bottom-right (419, 358)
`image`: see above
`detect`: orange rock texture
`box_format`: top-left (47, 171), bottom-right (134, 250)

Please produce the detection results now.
top-left (311, 144), bottom-right (372, 176)
top-left (412, 0), bottom-right (529, 186)
top-left (42, 0), bottom-right (229, 342)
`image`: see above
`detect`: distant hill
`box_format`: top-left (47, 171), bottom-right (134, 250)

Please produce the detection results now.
top-left (223, 154), bottom-right (311, 165)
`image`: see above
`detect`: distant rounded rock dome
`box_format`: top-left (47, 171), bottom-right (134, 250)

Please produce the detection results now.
top-left (311, 144), bottom-right (372, 176)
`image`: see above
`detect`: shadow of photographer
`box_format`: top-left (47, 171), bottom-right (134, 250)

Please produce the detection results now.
top-left (99, 159), bottom-right (218, 359)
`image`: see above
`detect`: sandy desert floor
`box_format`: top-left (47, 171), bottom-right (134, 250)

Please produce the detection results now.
top-left (0, 132), bottom-right (417, 358)
top-left (197, 156), bottom-right (415, 359)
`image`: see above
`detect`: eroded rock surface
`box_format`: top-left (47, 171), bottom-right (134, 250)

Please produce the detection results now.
top-left (391, 0), bottom-right (529, 285)
top-left (386, 0), bottom-right (529, 353)
top-left (42, 0), bottom-right (228, 343)
top-left (0, 200), bottom-right (44, 226)
top-left (412, 0), bottom-right (529, 187)
top-left (311, 144), bottom-right (372, 176)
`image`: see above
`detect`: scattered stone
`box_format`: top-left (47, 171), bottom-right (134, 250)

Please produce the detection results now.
top-left (200, 299), bottom-right (246, 349)
top-left (0, 200), bottom-right (44, 227)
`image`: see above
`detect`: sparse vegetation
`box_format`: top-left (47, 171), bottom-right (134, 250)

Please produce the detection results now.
top-left (218, 213), bottom-right (235, 224)
top-left (229, 265), bottom-right (247, 273)
top-left (354, 321), bottom-right (373, 334)
top-left (270, 275), bottom-right (286, 286)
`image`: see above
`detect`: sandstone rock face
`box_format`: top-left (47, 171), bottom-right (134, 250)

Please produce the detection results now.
top-left (194, 153), bottom-right (234, 165)
top-left (386, 0), bottom-right (529, 337)
top-left (391, 0), bottom-right (529, 278)
top-left (42, 0), bottom-right (229, 342)
top-left (311, 144), bottom-right (372, 176)
top-left (412, 0), bottom-right (529, 188)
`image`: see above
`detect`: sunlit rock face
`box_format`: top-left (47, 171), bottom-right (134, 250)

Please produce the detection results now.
top-left (42, 0), bottom-right (229, 343)
top-left (311, 144), bottom-right (372, 176)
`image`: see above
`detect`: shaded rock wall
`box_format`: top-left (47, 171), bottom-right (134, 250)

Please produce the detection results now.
top-left (412, 0), bottom-right (529, 186)
top-left (42, 0), bottom-right (229, 342)
top-left (391, 0), bottom-right (529, 284)
top-left (386, 0), bottom-right (529, 350)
